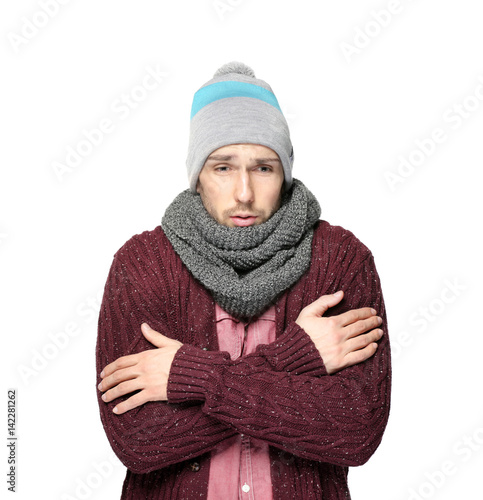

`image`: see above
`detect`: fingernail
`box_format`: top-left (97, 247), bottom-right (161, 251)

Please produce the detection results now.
top-left (100, 371), bottom-right (104, 378)
top-left (102, 394), bottom-right (107, 401)
top-left (98, 382), bottom-right (102, 390)
top-left (334, 291), bottom-right (343, 297)
top-left (113, 407), bottom-right (118, 414)
top-left (371, 308), bottom-right (377, 315)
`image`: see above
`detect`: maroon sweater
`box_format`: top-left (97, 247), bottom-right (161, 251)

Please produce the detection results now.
top-left (96, 220), bottom-right (391, 499)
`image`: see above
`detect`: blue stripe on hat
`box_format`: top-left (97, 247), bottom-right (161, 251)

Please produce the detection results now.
top-left (190, 81), bottom-right (282, 119)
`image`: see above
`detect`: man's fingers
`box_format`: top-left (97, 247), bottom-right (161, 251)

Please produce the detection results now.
top-left (113, 391), bottom-right (150, 415)
top-left (338, 307), bottom-right (378, 328)
top-left (100, 354), bottom-right (138, 379)
top-left (342, 342), bottom-right (379, 368)
top-left (101, 379), bottom-right (142, 403)
top-left (99, 365), bottom-right (139, 392)
top-left (345, 329), bottom-right (383, 353)
top-left (100, 324), bottom-right (175, 381)
top-left (141, 322), bottom-right (172, 348)
top-left (302, 291), bottom-right (344, 317)
top-left (344, 315), bottom-right (382, 339)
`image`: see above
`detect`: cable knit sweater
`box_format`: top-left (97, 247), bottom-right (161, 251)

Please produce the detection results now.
top-left (96, 220), bottom-right (391, 499)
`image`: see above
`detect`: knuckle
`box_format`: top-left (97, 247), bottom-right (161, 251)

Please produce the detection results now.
top-left (355, 335), bottom-right (367, 349)
top-left (135, 392), bottom-right (148, 406)
top-left (116, 382), bottom-right (128, 394)
top-left (106, 362), bottom-right (116, 375)
top-left (145, 387), bottom-right (155, 399)
top-left (333, 345), bottom-right (343, 358)
top-left (102, 377), bottom-right (112, 390)
top-left (352, 352), bottom-right (363, 364)
top-left (105, 388), bottom-right (115, 401)
top-left (366, 317), bottom-right (379, 330)
top-left (335, 331), bottom-right (345, 343)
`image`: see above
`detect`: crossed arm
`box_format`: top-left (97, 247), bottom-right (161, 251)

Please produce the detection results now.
top-left (96, 246), bottom-right (390, 474)
top-left (98, 290), bottom-right (383, 414)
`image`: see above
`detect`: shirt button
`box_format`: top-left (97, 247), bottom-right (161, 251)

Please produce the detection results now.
top-left (189, 462), bottom-right (201, 472)
top-left (242, 484), bottom-right (250, 493)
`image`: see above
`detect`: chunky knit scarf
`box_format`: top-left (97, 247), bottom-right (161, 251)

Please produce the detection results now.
top-left (161, 179), bottom-right (321, 319)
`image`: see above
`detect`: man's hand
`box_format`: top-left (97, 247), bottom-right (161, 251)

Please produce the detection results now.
top-left (98, 323), bottom-right (182, 415)
top-left (295, 291), bottom-right (383, 375)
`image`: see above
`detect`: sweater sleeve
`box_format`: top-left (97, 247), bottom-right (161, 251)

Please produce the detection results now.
top-left (96, 247), bottom-right (237, 474)
top-left (96, 238), bottom-right (329, 474)
top-left (167, 252), bottom-right (391, 468)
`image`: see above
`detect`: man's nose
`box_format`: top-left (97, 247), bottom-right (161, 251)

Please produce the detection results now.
top-left (234, 171), bottom-right (254, 204)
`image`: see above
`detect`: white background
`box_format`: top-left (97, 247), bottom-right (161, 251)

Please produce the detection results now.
top-left (2, 1), bottom-right (482, 498)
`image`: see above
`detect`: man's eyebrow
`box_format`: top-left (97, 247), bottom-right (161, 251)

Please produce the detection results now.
top-left (206, 154), bottom-right (234, 162)
top-left (253, 157), bottom-right (281, 164)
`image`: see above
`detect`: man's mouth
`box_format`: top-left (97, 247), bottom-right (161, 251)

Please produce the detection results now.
top-left (230, 215), bottom-right (258, 227)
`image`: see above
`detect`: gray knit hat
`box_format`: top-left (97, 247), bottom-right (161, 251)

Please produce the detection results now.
top-left (186, 61), bottom-right (294, 192)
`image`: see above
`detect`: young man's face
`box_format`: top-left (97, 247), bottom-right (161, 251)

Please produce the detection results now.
top-left (196, 143), bottom-right (285, 228)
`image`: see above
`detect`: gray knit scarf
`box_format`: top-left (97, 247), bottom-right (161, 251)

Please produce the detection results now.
top-left (162, 179), bottom-right (321, 319)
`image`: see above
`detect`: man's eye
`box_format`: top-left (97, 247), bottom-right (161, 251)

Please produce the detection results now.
top-left (258, 166), bottom-right (271, 172)
top-left (215, 166), bottom-right (230, 172)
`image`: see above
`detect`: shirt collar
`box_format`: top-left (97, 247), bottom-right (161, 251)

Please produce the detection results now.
top-left (215, 303), bottom-right (276, 323)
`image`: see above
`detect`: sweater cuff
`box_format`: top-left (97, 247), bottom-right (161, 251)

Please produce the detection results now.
top-left (167, 345), bottom-right (228, 403)
top-left (258, 321), bottom-right (328, 376)
top-left (167, 323), bottom-right (328, 404)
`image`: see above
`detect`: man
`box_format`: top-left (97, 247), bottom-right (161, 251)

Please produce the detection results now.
top-left (96, 62), bottom-right (391, 499)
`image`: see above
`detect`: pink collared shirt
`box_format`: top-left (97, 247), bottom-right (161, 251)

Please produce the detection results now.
top-left (207, 304), bottom-right (276, 500)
